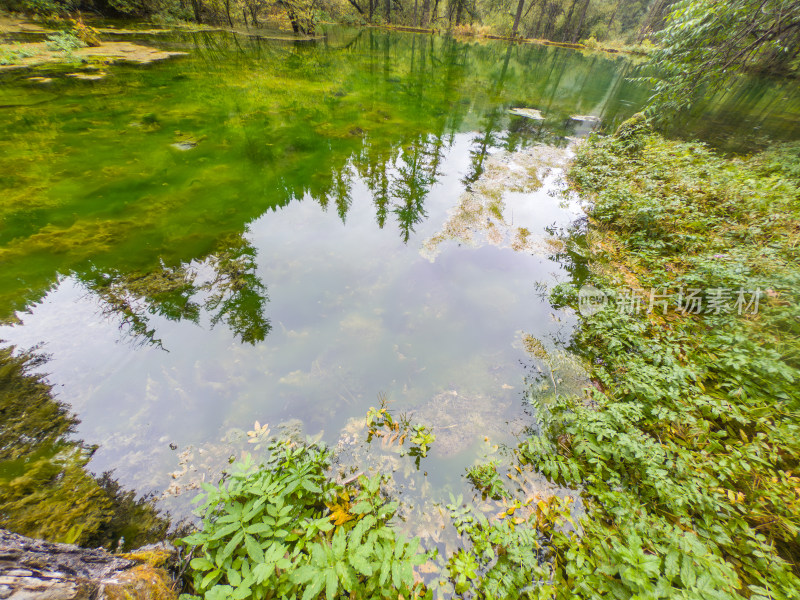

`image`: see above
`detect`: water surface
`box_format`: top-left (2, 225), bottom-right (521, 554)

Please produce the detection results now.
top-left (1, 28), bottom-right (798, 533)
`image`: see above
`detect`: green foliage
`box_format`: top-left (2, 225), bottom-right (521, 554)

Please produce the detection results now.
top-left (45, 30), bottom-right (85, 55)
top-left (548, 282), bottom-right (578, 309)
top-left (70, 16), bottom-right (101, 47)
top-left (408, 424), bottom-right (435, 459)
top-left (10, 0), bottom-right (77, 17)
top-left (365, 398), bottom-right (435, 466)
top-left (0, 44), bottom-right (36, 66)
top-left (644, 0), bottom-right (800, 114)
top-left (526, 128), bottom-right (800, 597)
top-left (581, 36), bottom-right (600, 50)
top-left (444, 493), bottom-right (573, 599)
top-left (180, 437), bottom-right (432, 599)
top-left (465, 461), bottom-right (510, 501)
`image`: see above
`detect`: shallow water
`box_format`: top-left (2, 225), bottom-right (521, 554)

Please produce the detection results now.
top-left (1, 28), bottom-right (798, 536)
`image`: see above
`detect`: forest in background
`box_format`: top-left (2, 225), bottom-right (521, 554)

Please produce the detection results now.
top-left (4, 0), bottom-right (799, 89)
top-left (0, 0), bottom-right (707, 47)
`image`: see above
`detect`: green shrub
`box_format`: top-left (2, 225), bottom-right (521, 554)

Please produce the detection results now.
top-left (45, 31), bottom-right (85, 55)
top-left (0, 44), bottom-right (36, 65)
top-left (445, 492), bottom-right (573, 599)
top-left (179, 437), bottom-right (432, 600)
top-left (581, 36), bottom-right (600, 50)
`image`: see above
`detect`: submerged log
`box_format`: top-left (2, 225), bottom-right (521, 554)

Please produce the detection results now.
top-left (0, 528), bottom-right (178, 599)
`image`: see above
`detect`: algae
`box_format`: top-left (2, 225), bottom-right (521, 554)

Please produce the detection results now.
top-left (0, 40), bottom-right (187, 70)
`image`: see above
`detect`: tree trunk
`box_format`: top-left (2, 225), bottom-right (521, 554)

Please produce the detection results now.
top-left (224, 0), bottom-right (233, 27)
top-left (607, 0), bottom-right (621, 28)
top-left (571, 0), bottom-right (590, 43)
top-left (530, 1), bottom-right (544, 38)
top-left (561, 0), bottom-right (578, 41)
top-left (386, 0), bottom-right (391, 23)
top-left (511, 0), bottom-right (525, 37)
top-left (191, 0), bottom-right (202, 23)
top-left (421, 0), bottom-right (430, 26)
top-left (0, 529), bottom-right (178, 600)
top-left (347, 0), bottom-right (365, 15)
top-left (414, 0), bottom-right (418, 26)
top-left (544, 3), bottom-right (559, 39)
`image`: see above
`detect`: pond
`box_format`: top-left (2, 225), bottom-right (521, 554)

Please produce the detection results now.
top-left (1, 27), bottom-right (798, 548)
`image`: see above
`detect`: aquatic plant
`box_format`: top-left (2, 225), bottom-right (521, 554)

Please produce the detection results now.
top-left (465, 461), bottom-right (510, 501)
top-left (365, 397), bottom-right (436, 466)
top-left (179, 437), bottom-right (432, 599)
top-left (0, 44), bottom-right (36, 65)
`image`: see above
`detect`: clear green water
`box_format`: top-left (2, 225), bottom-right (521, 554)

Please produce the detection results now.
top-left (1, 28), bottom-right (798, 536)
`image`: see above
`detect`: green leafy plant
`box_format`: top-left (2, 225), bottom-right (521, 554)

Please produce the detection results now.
top-left (0, 44), bottom-right (36, 66)
top-left (465, 461), bottom-right (511, 501)
top-left (407, 424), bottom-right (435, 459)
top-left (444, 493), bottom-right (572, 599)
top-left (180, 437), bottom-right (433, 599)
top-left (642, 0), bottom-right (800, 115)
top-left (45, 31), bottom-right (85, 55)
top-left (523, 122), bottom-right (800, 598)
top-left (366, 397), bottom-right (435, 467)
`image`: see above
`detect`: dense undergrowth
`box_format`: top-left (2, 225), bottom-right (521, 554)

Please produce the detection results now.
top-left (518, 119), bottom-right (800, 598)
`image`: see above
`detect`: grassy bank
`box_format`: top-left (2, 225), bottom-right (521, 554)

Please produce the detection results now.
top-left (517, 118), bottom-right (800, 598)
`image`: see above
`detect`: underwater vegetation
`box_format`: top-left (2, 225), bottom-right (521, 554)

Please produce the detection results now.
top-left (0, 346), bottom-right (171, 550)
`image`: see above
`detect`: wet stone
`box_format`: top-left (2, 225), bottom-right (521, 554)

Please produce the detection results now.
top-left (509, 107), bottom-right (545, 120)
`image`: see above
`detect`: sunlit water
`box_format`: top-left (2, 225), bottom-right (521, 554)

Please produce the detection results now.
top-left (1, 27), bottom-right (798, 543)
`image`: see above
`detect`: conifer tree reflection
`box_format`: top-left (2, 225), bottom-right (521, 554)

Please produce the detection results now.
top-left (84, 233), bottom-right (270, 349)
